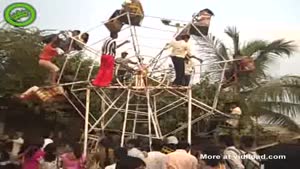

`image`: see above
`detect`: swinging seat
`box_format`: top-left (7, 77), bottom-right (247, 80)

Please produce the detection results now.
top-left (119, 3), bottom-right (144, 26)
top-left (105, 10), bottom-right (124, 33)
top-left (189, 9), bottom-right (213, 37)
top-left (35, 85), bottom-right (65, 102)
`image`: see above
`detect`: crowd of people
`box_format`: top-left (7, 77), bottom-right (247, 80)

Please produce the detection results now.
top-left (0, 131), bottom-right (85, 169)
top-left (85, 134), bottom-right (262, 169)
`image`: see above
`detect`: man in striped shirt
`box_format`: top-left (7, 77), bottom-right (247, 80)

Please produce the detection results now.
top-left (92, 32), bottom-right (129, 87)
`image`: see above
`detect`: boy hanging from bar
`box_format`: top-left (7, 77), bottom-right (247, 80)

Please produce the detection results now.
top-left (39, 31), bottom-right (89, 84)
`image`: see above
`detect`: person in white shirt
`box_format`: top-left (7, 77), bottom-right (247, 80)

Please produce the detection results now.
top-left (10, 132), bottom-right (24, 163)
top-left (226, 104), bottom-right (242, 128)
top-left (218, 135), bottom-right (244, 169)
top-left (165, 34), bottom-right (192, 86)
top-left (126, 139), bottom-right (146, 160)
top-left (183, 57), bottom-right (194, 86)
top-left (144, 140), bottom-right (167, 169)
top-left (42, 132), bottom-right (54, 150)
top-left (240, 136), bottom-right (261, 169)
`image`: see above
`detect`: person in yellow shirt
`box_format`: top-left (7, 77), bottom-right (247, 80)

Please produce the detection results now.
top-left (165, 34), bottom-right (192, 86)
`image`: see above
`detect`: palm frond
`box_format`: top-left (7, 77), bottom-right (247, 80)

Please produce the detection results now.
top-left (244, 39), bottom-right (296, 81)
top-left (255, 39), bottom-right (296, 64)
top-left (196, 34), bottom-right (230, 62)
top-left (241, 40), bottom-right (268, 56)
top-left (260, 111), bottom-right (300, 132)
top-left (248, 75), bottom-right (300, 118)
top-left (225, 26), bottom-right (240, 56)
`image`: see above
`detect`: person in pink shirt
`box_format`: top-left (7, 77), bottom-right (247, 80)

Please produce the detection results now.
top-left (60, 143), bottom-right (86, 169)
top-left (22, 145), bottom-right (45, 169)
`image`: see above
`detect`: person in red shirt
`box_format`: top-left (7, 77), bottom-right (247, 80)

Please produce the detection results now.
top-left (39, 32), bottom-right (89, 84)
top-left (39, 38), bottom-right (64, 84)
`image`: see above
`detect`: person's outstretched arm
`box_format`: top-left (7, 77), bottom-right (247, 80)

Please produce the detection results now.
top-left (117, 40), bottom-right (130, 48)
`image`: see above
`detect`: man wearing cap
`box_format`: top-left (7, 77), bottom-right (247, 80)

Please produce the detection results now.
top-left (165, 34), bottom-right (192, 86)
top-left (161, 136), bottom-right (178, 154)
top-left (115, 51), bottom-right (137, 82)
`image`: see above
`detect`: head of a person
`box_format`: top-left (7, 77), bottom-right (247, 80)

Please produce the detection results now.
top-left (110, 32), bottom-right (118, 39)
top-left (24, 145), bottom-right (40, 159)
top-left (151, 139), bottom-right (163, 151)
top-left (24, 138), bottom-right (43, 159)
top-left (177, 141), bottom-right (191, 152)
top-left (80, 33), bottom-right (89, 43)
top-left (166, 136), bottom-right (178, 145)
top-left (202, 146), bottom-right (222, 167)
top-left (51, 37), bottom-right (61, 48)
top-left (218, 134), bottom-right (235, 147)
top-left (121, 52), bottom-right (128, 58)
top-left (200, 8), bottom-right (214, 16)
top-left (71, 143), bottom-right (83, 159)
top-left (72, 30), bottom-right (81, 36)
top-left (126, 139), bottom-right (140, 149)
top-left (44, 143), bottom-right (57, 162)
top-left (16, 131), bottom-right (23, 138)
top-left (43, 131), bottom-right (54, 139)
top-left (240, 135), bottom-right (255, 149)
top-left (100, 137), bottom-right (114, 148)
top-left (181, 34), bottom-right (190, 42)
top-left (117, 156), bottom-right (146, 169)
top-left (114, 147), bottom-right (128, 160)
top-left (230, 103), bottom-right (239, 111)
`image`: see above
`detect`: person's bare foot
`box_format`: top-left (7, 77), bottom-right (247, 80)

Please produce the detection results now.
top-left (12, 94), bottom-right (27, 100)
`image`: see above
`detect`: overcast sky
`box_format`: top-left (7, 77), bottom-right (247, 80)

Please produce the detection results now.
top-left (0, 0), bottom-right (299, 76)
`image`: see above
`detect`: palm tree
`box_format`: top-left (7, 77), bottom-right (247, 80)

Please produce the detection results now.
top-left (248, 75), bottom-right (300, 132)
top-left (198, 26), bottom-right (299, 132)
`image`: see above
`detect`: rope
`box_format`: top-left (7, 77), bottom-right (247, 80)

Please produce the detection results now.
top-left (139, 26), bottom-right (176, 33)
top-left (133, 26), bottom-right (141, 55)
top-left (144, 15), bottom-right (190, 23)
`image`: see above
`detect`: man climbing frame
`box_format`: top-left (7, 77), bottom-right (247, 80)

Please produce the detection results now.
top-left (39, 30), bottom-right (89, 84)
top-left (115, 51), bottom-right (138, 83)
top-left (165, 34), bottom-right (193, 86)
top-left (92, 32), bottom-right (130, 87)
top-left (39, 37), bottom-right (64, 85)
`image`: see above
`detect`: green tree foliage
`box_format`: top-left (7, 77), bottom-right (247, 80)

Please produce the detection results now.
top-left (198, 26), bottom-right (299, 132)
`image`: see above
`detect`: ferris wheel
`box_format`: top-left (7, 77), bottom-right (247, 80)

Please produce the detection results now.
top-left (37, 7), bottom-right (233, 155)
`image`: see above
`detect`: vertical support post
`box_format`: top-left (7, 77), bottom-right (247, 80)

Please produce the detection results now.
top-left (101, 99), bottom-right (106, 135)
top-left (146, 89), bottom-right (152, 149)
top-left (150, 96), bottom-right (160, 138)
top-left (187, 87), bottom-right (192, 146)
top-left (71, 61), bottom-right (83, 90)
top-left (132, 96), bottom-right (139, 138)
top-left (211, 62), bottom-right (227, 112)
top-left (121, 89), bottom-right (132, 147)
top-left (153, 96), bottom-right (162, 138)
top-left (57, 39), bottom-right (74, 84)
top-left (83, 88), bottom-right (91, 157)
